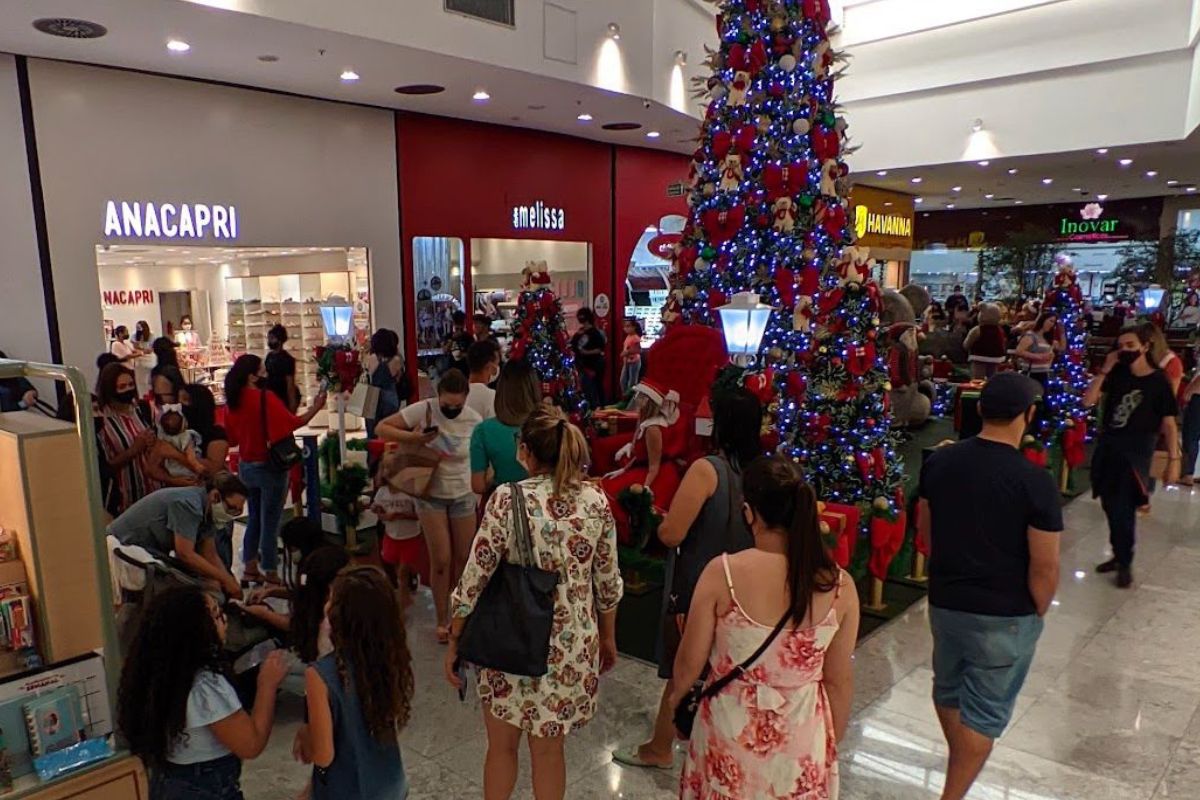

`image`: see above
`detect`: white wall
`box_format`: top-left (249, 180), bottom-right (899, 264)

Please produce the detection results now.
top-left (24, 59), bottom-right (401, 386)
top-left (0, 55), bottom-right (49, 367)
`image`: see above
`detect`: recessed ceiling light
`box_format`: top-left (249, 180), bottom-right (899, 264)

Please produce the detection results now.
top-left (1041, 178), bottom-right (1053, 185)
top-left (1189, 187), bottom-right (1198, 193)
top-left (1168, 179), bottom-right (1179, 185)
top-left (910, 177), bottom-right (922, 184)
top-left (985, 193), bottom-right (995, 199)
top-left (1145, 170), bottom-right (1158, 178)
top-left (607, 22), bottom-right (621, 40)
top-left (646, 130), bottom-right (661, 139)
top-left (883, 202), bottom-right (893, 207)
top-left (257, 54), bottom-right (279, 63)
top-left (951, 186), bottom-right (962, 192)
top-left (1072, 187), bottom-right (1083, 192)
top-left (1007, 168), bottom-right (1019, 175)
top-left (527, 104), bottom-right (546, 111)
top-left (577, 113), bottom-right (593, 122)
top-left (472, 89), bottom-right (491, 102)
top-left (340, 69), bottom-right (360, 82)
top-left (602, 122), bottom-right (642, 131)
top-left (167, 39), bottom-right (191, 53)
top-left (876, 170), bottom-right (888, 176)
top-left (977, 160), bottom-right (990, 166)
top-left (1097, 148), bottom-right (1109, 154)
top-left (1014, 200), bottom-right (1024, 205)
top-left (1098, 194), bottom-right (1109, 200)
top-left (946, 203), bottom-right (956, 209)
top-left (1119, 158), bottom-right (1133, 166)
top-left (914, 197), bottom-right (923, 204)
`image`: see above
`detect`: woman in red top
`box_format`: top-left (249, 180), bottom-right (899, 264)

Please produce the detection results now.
top-left (224, 355), bottom-right (326, 585)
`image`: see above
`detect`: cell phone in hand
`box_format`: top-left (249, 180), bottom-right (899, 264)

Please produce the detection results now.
top-left (454, 657), bottom-right (467, 702)
top-left (423, 426), bottom-right (440, 435)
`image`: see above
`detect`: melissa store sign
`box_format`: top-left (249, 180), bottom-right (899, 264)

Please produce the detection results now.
top-left (512, 200), bottom-right (566, 232)
top-left (103, 200), bottom-right (239, 240)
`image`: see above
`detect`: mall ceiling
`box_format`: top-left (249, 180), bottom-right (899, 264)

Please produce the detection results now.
top-left (0, 0), bottom-right (699, 149)
top-left (854, 131), bottom-right (1200, 211)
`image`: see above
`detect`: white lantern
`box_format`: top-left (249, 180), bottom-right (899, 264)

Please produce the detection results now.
top-left (320, 295), bottom-right (354, 343)
top-left (718, 292), bottom-right (774, 366)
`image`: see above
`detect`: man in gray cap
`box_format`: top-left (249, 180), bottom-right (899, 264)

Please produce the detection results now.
top-left (917, 372), bottom-right (1063, 800)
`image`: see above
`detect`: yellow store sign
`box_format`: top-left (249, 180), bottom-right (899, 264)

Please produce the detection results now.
top-left (855, 206), bottom-right (913, 240)
top-left (849, 185), bottom-right (916, 251)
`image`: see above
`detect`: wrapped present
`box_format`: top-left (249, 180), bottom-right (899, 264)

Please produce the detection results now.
top-left (592, 408), bottom-right (639, 435)
top-left (818, 501), bottom-right (860, 568)
top-left (931, 359), bottom-right (953, 380)
top-left (869, 510), bottom-right (908, 581)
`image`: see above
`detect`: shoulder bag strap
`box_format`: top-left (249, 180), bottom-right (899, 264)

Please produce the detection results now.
top-left (698, 609), bottom-right (791, 703)
top-left (507, 481), bottom-right (535, 568)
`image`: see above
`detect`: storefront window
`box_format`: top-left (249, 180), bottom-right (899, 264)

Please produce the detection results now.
top-left (469, 237), bottom-right (592, 338)
top-left (624, 214), bottom-right (685, 347)
top-left (96, 244), bottom-right (370, 404)
top-left (411, 237), bottom-right (466, 371)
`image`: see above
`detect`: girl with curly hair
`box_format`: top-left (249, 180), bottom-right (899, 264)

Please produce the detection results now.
top-left (117, 585), bottom-right (288, 800)
top-left (300, 566), bottom-right (413, 799)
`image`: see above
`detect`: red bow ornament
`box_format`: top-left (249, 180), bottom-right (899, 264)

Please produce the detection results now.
top-left (742, 368), bottom-right (776, 405)
top-left (816, 200), bottom-right (848, 240)
top-left (702, 205), bottom-right (746, 246)
top-left (786, 371), bottom-right (807, 401)
top-left (799, 266), bottom-right (820, 297)
top-left (727, 40), bottom-right (769, 76)
top-left (854, 452), bottom-right (872, 481)
top-left (804, 0), bottom-right (832, 25)
top-left (763, 161), bottom-right (809, 201)
top-left (775, 267), bottom-right (797, 309)
top-left (847, 343), bottom-right (877, 377)
top-left (674, 244), bottom-right (698, 276)
top-left (872, 447), bottom-right (887, 480)
top-left (811, 125), bottom-right (840, 162)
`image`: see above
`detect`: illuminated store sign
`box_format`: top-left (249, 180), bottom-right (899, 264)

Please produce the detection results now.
top-left (1059, 202), bottom-right (1120, 241)
top-left (512, 201), bottom-right (566, 232)
top-left (102, 289), bottom-right (154, 306)
top-left (855, 205), bottom-right (913, 240)
top-left (103, 200), bottom-right (239, 240)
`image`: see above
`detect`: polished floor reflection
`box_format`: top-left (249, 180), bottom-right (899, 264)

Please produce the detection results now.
top-left (241, 484), bottom-right (1200, 798)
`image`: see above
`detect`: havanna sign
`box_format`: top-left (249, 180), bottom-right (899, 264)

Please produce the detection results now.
top-left (848, 185), bottom-right (916, 251)
top-left (855, 206), bottom-right (913, 239)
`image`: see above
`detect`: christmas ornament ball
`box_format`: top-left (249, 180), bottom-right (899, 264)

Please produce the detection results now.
top-left (779, 54), bottom-right (798, 73)
top-left (695, 258), bottom-right (710, 272)
top-left (873, 496), bottom-right (890, 512)
top-left (792, 118), bottom-right (811, 135)
top-left (769, 347), bottom-right (785, 360)
top-left (712, 84), bottom-right (728, 101)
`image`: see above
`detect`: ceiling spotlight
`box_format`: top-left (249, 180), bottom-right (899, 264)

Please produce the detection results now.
top-left (910, 177), bottom-right (923, 184)
top-left (977, 160), bottom-right (990, 167)
top-left (951, 185), bottom-right (962, 192)
top-left (167, 39), bottom-right (190, 53)
top-left (1041, 178), bottom-right (1053, 185)
top-left (607, 23), bottom-right (621, 40)
top-left (1145, 170), bottom-right (1158, 178)
top-left (1168, 179), bottom-right (1179, 185)
top-left (946, 203), bottom-right (956, 209)
top-left (577, 113), bottom-right (593, 122)
top-left (1098, 193), bottom-right (1109, 200)
top-left (876, 170), bottom-right (888, 176)
top-left (915, 197), bottom-right (923, 204)
top-left (1119, 158), bottom-right (1133, 166)
top-left (674, 50), bottom-right (688, 67)
top-left (1007, 168), bottom-right (1019, 175)
top-left (473, 88), bottom-right (491, 101)
top-left (1015, 200), bottom-right (1024, 205)
top-left (340, 69), bottom-right (360, 82)
top-left (985, 193), bottom-right (995, 199)
top-left (1072, 187), bottom-right (1083, 192)
top-left (1189, 187), bottom-right (1198, 193)
top-left (971, 118), bottom-right (983, 133)
top-left (1097, 148), bottom-right (1109, 154)
top-left (646, 130), bottom-right (661, 139)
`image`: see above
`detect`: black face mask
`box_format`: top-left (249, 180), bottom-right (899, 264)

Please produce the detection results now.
top-left (115, 389), bottom-right (138, 404)
top-left (441, 405), bottom-right (463, 420)
top-left (1117, 350), bottom-right (1140, 366)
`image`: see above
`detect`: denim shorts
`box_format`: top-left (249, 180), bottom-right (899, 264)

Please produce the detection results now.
top-left (930, 606), bottom-right (1043, 739)
top-left (150, 754), bottom-right (243, 800)
top-left (415, 494), bottom-right (477, 519)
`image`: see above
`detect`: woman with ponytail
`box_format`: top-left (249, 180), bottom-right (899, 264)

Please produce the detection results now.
top-left (446, 405), bottom-right (624, 800)
top-left (671, 456), bottom-right (859, 800)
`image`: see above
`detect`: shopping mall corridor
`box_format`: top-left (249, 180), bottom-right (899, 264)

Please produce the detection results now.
top-left (242, 485), bottom-right (1200, 799)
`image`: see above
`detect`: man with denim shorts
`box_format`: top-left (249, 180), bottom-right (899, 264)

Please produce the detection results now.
top-left (917, 372), bottom-right (1062, 800)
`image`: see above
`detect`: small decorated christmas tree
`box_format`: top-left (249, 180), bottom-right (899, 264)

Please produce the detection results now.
top-left (1040, 255), bottom-right (1091, 472)
top-left (509, 262), bottom-right (588, 419)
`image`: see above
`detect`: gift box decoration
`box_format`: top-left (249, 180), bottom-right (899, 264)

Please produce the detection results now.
top-left (818, 500), bottom-right (860, 569)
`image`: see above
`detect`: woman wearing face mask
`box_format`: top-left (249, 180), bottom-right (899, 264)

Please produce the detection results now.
top-left (264, 325), bottom-right (300, 414)
top-left (180, 383), bottom-right (229, 476)
top-left (96, 362), bottom-right (157, 514)
top-left (365, 328), bottom-right (407, 440)
top-left (134, 320), bottom-right (153, 349)
top-left (376, 368), bottom-right (482, 643)
top-left (149, 337), bottom-right (183, 408)
top-left (224, 354), bottom-right (327, 587)
top-left (175, 314), bottom-right (200, 349)
top-left (110, 326), bottom-right (139, 363)
top-left (1084, 325), bottom-right (1181, 588)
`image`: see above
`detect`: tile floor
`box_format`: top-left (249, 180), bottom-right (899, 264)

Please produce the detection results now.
top-left (241, 484), bottom-right (1200, 799)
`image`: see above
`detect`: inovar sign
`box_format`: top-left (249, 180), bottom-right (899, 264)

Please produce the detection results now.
top-left (103, 200), bottom-right (239, 240)
top-left (1059, 203), bottom-right (1121, 242)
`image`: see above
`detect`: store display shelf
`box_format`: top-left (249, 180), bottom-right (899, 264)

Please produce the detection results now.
top-left (6, 750), bottom-right (130, 799)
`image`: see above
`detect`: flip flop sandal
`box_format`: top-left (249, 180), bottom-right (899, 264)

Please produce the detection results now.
top-left (612, 745), bottom-right (674, 770)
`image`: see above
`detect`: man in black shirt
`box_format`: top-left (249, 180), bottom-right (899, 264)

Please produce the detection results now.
top-left (918, 372), bottom-right (1062, 800)
top-left (1084, 325), bottom-right (1181, 587)
top-left (570, 307), bottom-right (607, 407)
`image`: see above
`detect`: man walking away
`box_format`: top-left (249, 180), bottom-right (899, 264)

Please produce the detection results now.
top-left (917, 372), bottom-right (1062, 800)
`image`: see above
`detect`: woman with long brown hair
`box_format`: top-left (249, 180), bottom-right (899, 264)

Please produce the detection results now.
top-left (96, 362), bottom-right (156, 513)
top-left (671, 456), bottom-right (860, 799)
top-left (446, 405), bottom-right (623, 800)
top-left (300, 566), bottom-right (413, 799)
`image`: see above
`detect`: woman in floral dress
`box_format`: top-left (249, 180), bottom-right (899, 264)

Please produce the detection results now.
top-left (447, 405), bottom-right (624, 800)
top-left (671, 456), bottom-right (860, 799)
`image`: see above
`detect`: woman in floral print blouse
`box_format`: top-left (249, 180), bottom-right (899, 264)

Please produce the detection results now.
top-left (446, 405), bottom-right (623, 800)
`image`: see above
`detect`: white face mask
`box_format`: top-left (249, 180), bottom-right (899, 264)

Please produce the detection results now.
top-left (211, 500), bottom-right (238, 527)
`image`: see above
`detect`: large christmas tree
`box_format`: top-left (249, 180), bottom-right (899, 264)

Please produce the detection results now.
top-left (509, 262), bottom-right (589, 420)
top-left (668, 0), bottom-right (904, 571)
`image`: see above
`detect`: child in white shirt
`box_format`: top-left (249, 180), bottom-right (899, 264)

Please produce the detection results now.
top-left (371, 476), bottom-right (422, 601)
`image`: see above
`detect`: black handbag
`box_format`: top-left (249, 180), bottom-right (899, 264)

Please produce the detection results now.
top-left (673, 609), bottom-right (791, 739)
top-left (261, 389), bottom-right (303, 471)
top-left (458, 482), bottom-right (561, 677)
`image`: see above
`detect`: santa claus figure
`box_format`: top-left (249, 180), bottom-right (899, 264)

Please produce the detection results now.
top-left (773, 197), bottom-right (797, 234)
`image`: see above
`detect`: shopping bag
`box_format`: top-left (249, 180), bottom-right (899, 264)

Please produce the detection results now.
top-left (382, 405), bottom-right (441, 498)
top-left (347, 378), bottom-right (381, 420)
